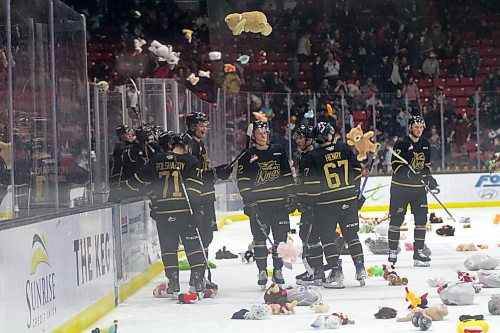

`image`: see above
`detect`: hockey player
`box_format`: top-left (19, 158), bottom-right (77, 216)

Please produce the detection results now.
top-left (301, 122), bottom-right (366, 288)
top-left (388, 115), bottom-right (438, 267)
top-left (237, 120), bottom-right (295, 288)
top-left (109, 125), bottom-right (135, 202)
top-left (293, 125), bottom-right (326, 286)
top-left (186, 112), bottom-right (233, 260)
top-left (125, 131), bottom-right (207, 296)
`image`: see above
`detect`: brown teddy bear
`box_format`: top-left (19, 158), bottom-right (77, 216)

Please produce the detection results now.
top-left (346, 124), bottom-right (380, 161)
top-left (224, 11), bottom-right (272, 36)
top-left (264, 283), bottom-right (287, 305)
top-left (396, 305), bottom-right (448, 322)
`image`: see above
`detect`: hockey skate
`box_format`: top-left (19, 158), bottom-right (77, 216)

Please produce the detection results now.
top-left (296, 271), bottom-right (313, 285)
top-left (322, 261), bottom-right (345, 289)
top-left (189, 271), bottom-right (205, 298)
top-left (272, 269), bottom-right (285, 286)
top-left (388, 249), bottom-right (398, 268)
top-left (413, 248), bottom-right (431, 267)
top-left (258, 270), bottom-right (268, 290)
top-left (166, 271), bottom-right (180, 299)
top-left (354, 260), bottom-right (367, 286)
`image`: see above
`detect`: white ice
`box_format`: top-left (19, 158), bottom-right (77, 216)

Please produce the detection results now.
top-left (92, 207), bottom-right (500, 332)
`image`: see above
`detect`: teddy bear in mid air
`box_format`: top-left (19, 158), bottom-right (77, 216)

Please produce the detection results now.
top-left (347, 124), bottom-right (380, 161)
top-left (224, 11), bottom-right (272, 36)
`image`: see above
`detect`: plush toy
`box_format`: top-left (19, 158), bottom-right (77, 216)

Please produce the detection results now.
top-left (438, 282), bottom-right (475, 305)
top-left (237, 54), bottom-right (250, 64)
top-left (365, 236), bottom-right (393, 255)
top-left (239, 249), bottom-right (254, 263)
top-left (153, 282), bottom-right (172, 298)
top-left (224, 11), bottom-right (272, 36)
top-left (436, 224), bottom-right (455, 236)
top-left (310, 301), bottom-right (330, 313)
top-left (148, 41), bottom-right (180, 65)
top-left (269, 300), bottom-right (297, 315)
top-left (488, 294), bottom-right (500, 315)
top-left (457, 243), bottom-right (478, 251)
top-left (96, 80), bottom-right (109, 92)
top-left (477, 244), bottom-right (489, 249)
top-left (367, 265), bottom-right (384, 277)
top-left (374, 221), bottom-right (389, 237)
top-left (134, 37), bottom-right (146, 53)
top-left (374, 307), bottom-right (397, 319)
top-left (252, 111), bottom-right (268, 122)
top-left (346, 124), bottom-right (381, 161)
top-left (224, 63), bottom-right (236, 73)
top-left (264, 283), bottom-right (287, 305)
top-left (285, 285), bottom-right (323, 306)
top-left (464, 254), bottom-right (499, 270)
top-left (387, 273), bottom-right (409, 286)
top-left (178, 259), bottom-right (216, 270)
top-left (397, 305), bottom-right (449, 322)
top-left (178, 292), bottom-right (198, 304)
top-left (182, 29), bottom-right (193, 43)
top-left (427, 276), bottom-right (446, 287)
top-left (429, 212), bottom-right (443, 223)
top-left (457, 315), bottom-right (489, 333)
top-left (458, 271), bottom-right (476, 283)
top-left (311, 314), bottom-right (342, 329)
top-left (231, 304), bottom-right (272, 320)
top-left (277, 240), bottom-right (300, 263)
top-left (405, 287), bottom-right (428, 309)
top-left (258, 50), bottom-right (268, 65)
top-left (208, 51), bottom-right (221, 61)
top-left (198, 70), bottom-right (210, 78)
top-left (477, 270), bottom-right (500, 288)
top-left (410, 312), bottom-right (433, 331)
top-left (331, 313), bottom-right (355, 325)
top-left (91, 320), bottom-right (118, 333)
top-left (186, 73), bottom-right (199, 86)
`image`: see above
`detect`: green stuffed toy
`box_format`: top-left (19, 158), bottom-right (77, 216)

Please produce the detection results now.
top-left (91, 320), bottom-right (118, 333)
top-left (179, 259), bottom-right (216, 271)
top-left (367, 265), bottom-right (384, 277)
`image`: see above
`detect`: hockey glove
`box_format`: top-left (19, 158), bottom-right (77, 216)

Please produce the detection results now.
top-left (299, 206), bottom-right (315, 226)
top-left (243, 202), bottom-right (259, 221)
top-left (357, 194), bottom-right (366, 210)
top-left (284, 194), bottom-right (298, 214)
top-left (214, 164), bottom-right (233, 181)
top-left (407, 170), bottom-right (423, 184)
top-left (423, 175), bottom-right (438, 190)
top-left (188, 210), bottom-right (203, 229)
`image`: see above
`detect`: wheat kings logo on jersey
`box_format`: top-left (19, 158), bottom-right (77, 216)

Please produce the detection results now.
top-left (410, 152), bottom-right (425, 171)
top-left (256, 160), bottom-right (280, 185)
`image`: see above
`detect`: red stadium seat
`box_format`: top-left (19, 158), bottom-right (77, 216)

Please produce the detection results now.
top-left (455, 97), bottom-right (469, 107)
top-left (274, 62), bottom-right (288, 71)
top-left (433, 78), bottom-right (446, 87)
top-left (459, 77), bottom-right (474, 86)
top-left (297, 81), bottom-right (309, 90)
top-left (464, 86), bottom-right (475, 96)
top-left (478, 67), bottom-right (492, 75)
top-left (447, 78), bottom-right (461, 87)
top-left (416, 79), bottom-right (432, 88)
top-left (474, 76), bottom-right (486, 86)
top-left (300, 62), bottom-right (312, 71)
top-left (481, 40), bottom-right (494, 47)
top-left (478, 48), bottom-right (493, 57)
top-left (482, 58), bottom-right (498, 66)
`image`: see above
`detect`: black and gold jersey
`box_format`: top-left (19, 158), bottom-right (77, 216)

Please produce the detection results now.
top-left (391, 136), bottom-right (431, 188)
top-left (300, 142), bottom-right (362, 206)
top-left (109, 141), bottom-right (133, 185)
top-left (236, 144), bottom-right (294, 206)
top-left (125, 152), bottom-right (203, 215)
top-left (188, 138), bottom-right (216, 203)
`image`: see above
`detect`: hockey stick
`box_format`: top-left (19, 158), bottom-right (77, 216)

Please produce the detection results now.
top-left (358, 146), bottom-right (380, 199)
top-left (173, 156), bottom-right (213, 283)
top-left (129, 78), bottom-right (146, 126)
top-left (253, 214), bottom-right (293, 270)
top-left (389, 148), bottom-right (457, 223)
top-left (227, 122), bottom-right (254, 168)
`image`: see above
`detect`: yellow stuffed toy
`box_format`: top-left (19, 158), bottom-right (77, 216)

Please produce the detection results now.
top-left (224, 11), bottom-right (272, 36)
top-left (346, 124), bottom-right (380, 161)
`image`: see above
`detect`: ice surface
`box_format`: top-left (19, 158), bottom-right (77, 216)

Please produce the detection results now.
top-left (91, 208), bottom-right (500, 332)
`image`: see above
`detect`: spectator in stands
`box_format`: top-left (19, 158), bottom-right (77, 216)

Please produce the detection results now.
top-left (469, 86), bottom-right (483, 108)
top-left (464, 46), bottom-right (481, 78)
top-left (449, 114), bottom-right (471, 154)
top-left (344, 109), bottom-right (354, 133)
top-left (399, 56), bottom-right (411, 83)
top-left (296, 32), bottom-right (312, 62)
top-left (448, 55), bottom-right (466, 78)
top-left (323, 53), bottom-right (340, 85)
top-left (396, 107), bottom-right (411, 136)
top-left (421, 51), bottom-right (439, 79)
top-left (312, 54), bottom-right (324, 91)
top-left (346, 79), bottom-right (363, 109)
top-left (428, 125), bottom-right (442, 168)
top-left (390, 89), bottom-right (405, 116)
top-left (317, 79), bottom-right (333, 104)
top-left (476, 18), bottom-right (492, 39)
top-left (402, 77), bottom-right (420, 114)
top-left (389, 56), bottom-right (403, 91)
top-left (223, 68), bottom-right (242, 94)
top-left (482, 72), bottom-right (497, 97)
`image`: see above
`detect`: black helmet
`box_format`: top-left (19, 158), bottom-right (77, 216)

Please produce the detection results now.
top-left (312, 122), bottom-right (335, 144)
top-left (408, 115), bottom-right (426, 128)
top-left (116, 125), bottom-right (134, 138)
top-left (186, 112), bottom-right (209, 131)
top-left (135, 124), bottom-right (155, 143)
top-left (158, 130), bottom-right (175, 150)
top-left (252, 120), bottom-right (268, 132)
top-left (293, 124), bottom-right (313, 140)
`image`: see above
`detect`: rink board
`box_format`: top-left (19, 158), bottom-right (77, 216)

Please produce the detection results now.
top-left (0, 208), bottom-right (115, 333)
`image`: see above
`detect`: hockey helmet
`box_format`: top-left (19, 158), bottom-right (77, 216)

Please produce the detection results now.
top-left (158, 130), bottom-right (175, 150)
top-left (312, 122), bottom-right (335, 144)
top-left (186, 112), bottom-right (209, 131)
top-left (116, 125), bottom-right (134, 138)
top-left (135, 124), bottom-right (155, 143)
top-left (292, 124), bottom-right (313, 140)
top-left (408, 115), bottom-right (426, 128)
top-left (252, 120), bottom-right (268, 133)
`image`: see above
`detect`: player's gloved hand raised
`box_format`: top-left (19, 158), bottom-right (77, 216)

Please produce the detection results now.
top-left (243, 202), bottom-right (259, 221)
top-left (423, 175), bottom-right (438, 190)
top-left (357, 194), bottom-right (366, 210)
top-left (214, 164), bottom-right (233, 180)
top-left (284, 195), bottom-right (298, 214)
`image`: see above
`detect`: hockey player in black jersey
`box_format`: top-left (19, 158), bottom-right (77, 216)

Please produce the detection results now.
top-left (293, 125), bottom-right (326, 286)
top-left (300, 122), bottom-right (366, 288)
top-left (186, 112), bottom-right (233, 263)
top-left (388, 115), bottom-right (438, 267)
top-left (125, 131), bottom-right (207, 296)
top-left (109, 125), bottom-right (135, 202)
top-left (237, 120), bottom-right (295, 288)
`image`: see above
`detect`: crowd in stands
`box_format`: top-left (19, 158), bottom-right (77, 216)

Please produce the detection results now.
top-left (67, 0), bottom-right (500, 172)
